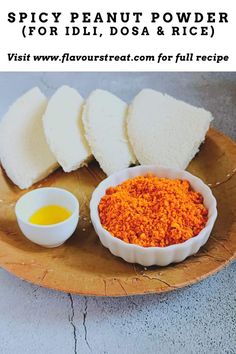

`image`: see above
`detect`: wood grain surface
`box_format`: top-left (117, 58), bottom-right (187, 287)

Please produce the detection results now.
top-left (0, 128), bottom-right (235, 296)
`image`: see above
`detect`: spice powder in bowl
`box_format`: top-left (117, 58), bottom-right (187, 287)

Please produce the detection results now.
top-left (98, 174), bottom-right (208, 247)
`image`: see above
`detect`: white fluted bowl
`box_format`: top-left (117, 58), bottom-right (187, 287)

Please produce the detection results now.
top-left (90, 165), bottom-right (217, 266)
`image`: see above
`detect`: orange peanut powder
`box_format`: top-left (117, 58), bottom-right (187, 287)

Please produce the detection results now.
top-left (98, 175), bottom-right (208, 247)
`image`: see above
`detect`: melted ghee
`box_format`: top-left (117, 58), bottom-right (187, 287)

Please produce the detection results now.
top-left (29, 205), bottom-right (72, 226)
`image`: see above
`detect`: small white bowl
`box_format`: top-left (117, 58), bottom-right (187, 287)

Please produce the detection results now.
top-left (90, 165), bottom-right (217, 266)
top-left (15, 187), bottom-right (79, 248)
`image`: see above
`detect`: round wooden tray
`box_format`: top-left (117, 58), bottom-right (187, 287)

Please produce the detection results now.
top-left (0, 128), bottom-right (235, 296)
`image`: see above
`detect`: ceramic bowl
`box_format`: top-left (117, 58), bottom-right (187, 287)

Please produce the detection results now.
top-left (90, 165), bottom-right (217, 266)
top-left (15, 187), bottom-right (79, 248)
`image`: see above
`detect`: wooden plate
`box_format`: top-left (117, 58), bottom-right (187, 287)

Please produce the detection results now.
top-left (0, 128), bottom-right (235, 296)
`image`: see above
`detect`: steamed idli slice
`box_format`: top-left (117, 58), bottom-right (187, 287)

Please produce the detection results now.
top-left (127, 89), bottom-right (213, 169)
top-left (43, 85), bottom-right (92, 172)
top-left (0, 87), bottom-right (58, 190)
top-left (82, 89), bottom-right (136, 175)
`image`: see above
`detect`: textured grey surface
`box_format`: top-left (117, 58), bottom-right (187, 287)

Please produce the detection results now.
top-left (0, 73), bottom-right (235, 354)
top-left (0, 72), bottom-right (235, 140)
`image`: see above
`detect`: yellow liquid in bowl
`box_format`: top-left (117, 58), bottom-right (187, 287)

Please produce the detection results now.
top-left (29, 205), bottom-right (72, 226)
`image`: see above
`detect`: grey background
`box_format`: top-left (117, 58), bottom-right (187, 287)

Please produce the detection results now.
top-left (0, 72), bottom-right (235, 354)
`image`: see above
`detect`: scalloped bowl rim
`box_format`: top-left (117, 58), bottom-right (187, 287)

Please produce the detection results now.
top-left (90, 165), bottom-right (217, 263)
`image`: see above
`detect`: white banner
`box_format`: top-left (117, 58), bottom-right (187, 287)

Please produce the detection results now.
top-left (0, 0), bottom-right (235, 71)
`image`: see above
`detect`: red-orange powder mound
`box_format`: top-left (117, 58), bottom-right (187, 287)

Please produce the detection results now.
top-left (98, 174), bottom-right (208, 247)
